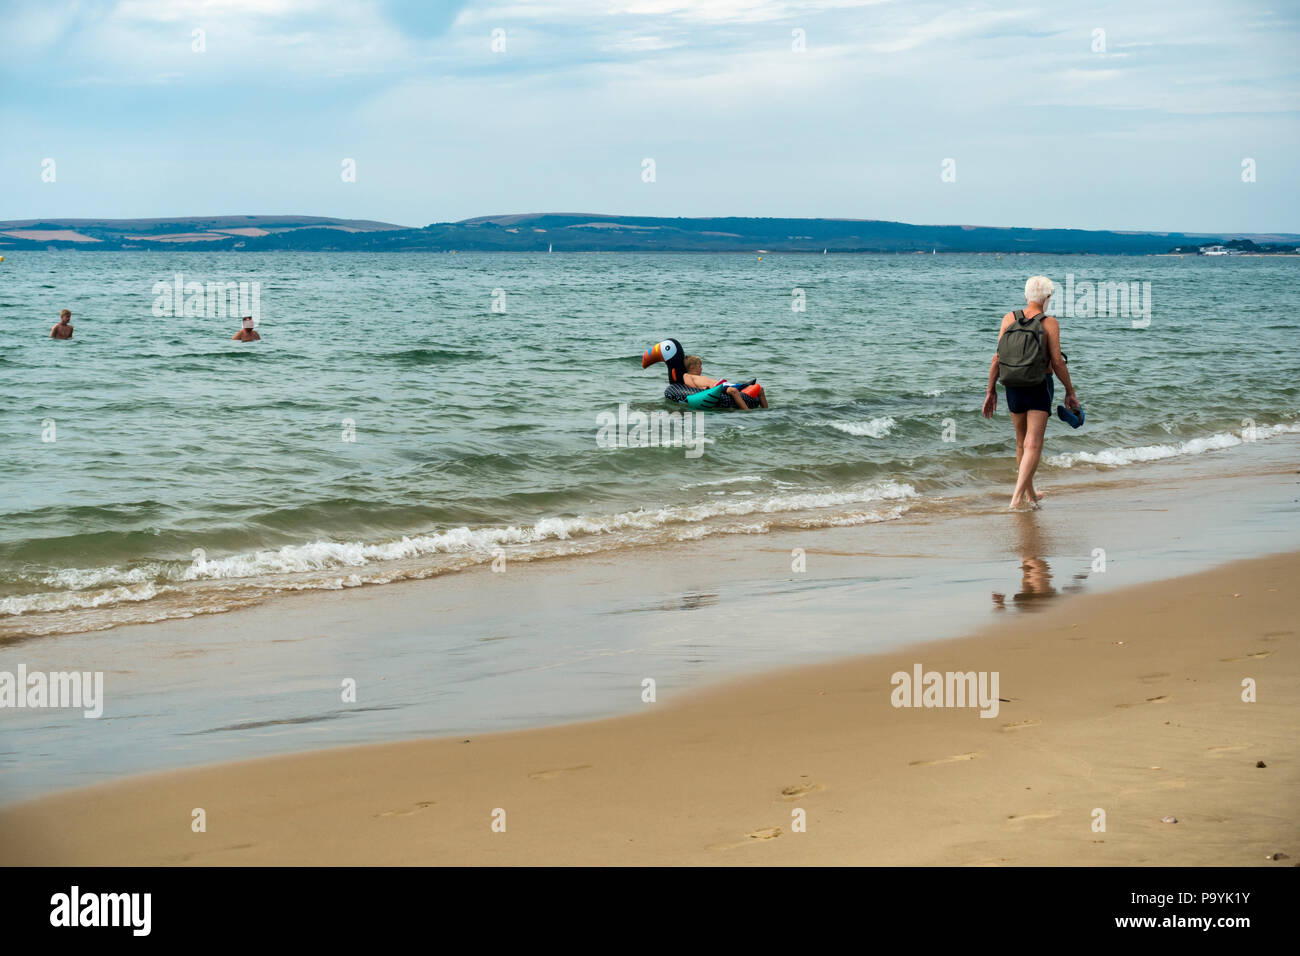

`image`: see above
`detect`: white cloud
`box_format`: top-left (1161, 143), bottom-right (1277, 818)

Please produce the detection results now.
top-left (600, 35), bottom-right (685, 52)
top-left (865, 7), bottom-right (1031, 54)
top-left (460, 0), bottom-right (888, 26)
top-left (114, 0), bottom-right (325, 22)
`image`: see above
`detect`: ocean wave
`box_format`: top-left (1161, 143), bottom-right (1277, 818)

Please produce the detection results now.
top-left (0, 582), bottom-right (163, 617)
top-left (1, 480), bottom-right (918, 618)
top-left (811, 505), bottom-right (912, 527)
top-left (386, 347), bottom-right (488, 365)
top-left (819, 416), bottom-right (897, 438)
top-left (1046, 422), bottom-right (1300, 469)
top-left (37, 565), bottom-right (158, 590)
top-left (679, 475), bottom-right (765, 489)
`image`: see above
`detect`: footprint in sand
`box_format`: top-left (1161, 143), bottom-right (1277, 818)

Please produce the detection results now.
top-left (1119, 777), bottom-right (1187, 796)
top-left (910, 752), bottom-right (981, 766)
top-left (1001, 719), bottom-right (1041, 732)
top-left (1220, 650), bottom-right (1272, 662)
top-left (1006, 810), bottom-right (1060, 823)
top-left (780, 782), bottom-right (825, 799)
top-left (1115, 695), bottom-right (1170, 708)
top-left (1138, 672), bottom-right (1171, 684)
top-left (527, 764), bottom-right (592, 780)
top-left (708, 826), bottom-right (783, 850)
top-left (167, 842), bottom-right (256, 863)
top-left (1261, 630), bottom-right (1293, 641)
top-left (1205, 744), bottom-right (1249, 758)
top-left (376, 800), bottom-right (435, 818)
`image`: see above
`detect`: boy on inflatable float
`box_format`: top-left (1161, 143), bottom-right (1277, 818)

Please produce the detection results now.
top-left (641, 338), bottom-right (768, 410)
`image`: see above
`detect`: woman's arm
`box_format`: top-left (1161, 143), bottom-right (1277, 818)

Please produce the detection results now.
top-left (982, 313), bottom-right (1012, 418)
top-left (1043, 317), bottom-right (1079, 410)
top-left (982, 354), bottom-right (999, 418)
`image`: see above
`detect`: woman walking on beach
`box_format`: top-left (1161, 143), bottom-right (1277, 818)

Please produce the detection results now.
top-left (982, 275), bottom-right (1080, 509)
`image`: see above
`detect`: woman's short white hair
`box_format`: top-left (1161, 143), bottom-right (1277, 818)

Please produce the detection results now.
top-left (1024, 275), bottom-right (1055, 305)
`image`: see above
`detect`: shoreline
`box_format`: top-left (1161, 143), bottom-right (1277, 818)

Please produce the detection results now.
top-left (5, 430), bottom-right (1298, 644)
top-left (1, 455), bottom-right (1297, 803)
top-left (2, 551), bottom-right (1296, 865)
top-left (11, 250), bottom-right (1300, 258)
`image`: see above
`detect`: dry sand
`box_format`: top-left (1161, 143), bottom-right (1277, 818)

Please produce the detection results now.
top-left (2, 552), bottom-right (1295, 866)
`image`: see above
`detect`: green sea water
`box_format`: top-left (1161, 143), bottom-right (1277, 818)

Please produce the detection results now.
top-left (2, 250), bottom-right (1298, 637)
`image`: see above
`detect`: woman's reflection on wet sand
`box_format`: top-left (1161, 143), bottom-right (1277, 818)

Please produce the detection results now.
top-left (992, 510), bottom-right (1088, 611)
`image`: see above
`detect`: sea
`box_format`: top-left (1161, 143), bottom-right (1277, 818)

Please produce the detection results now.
top-left (2, 250), bottom-right (1298, 640)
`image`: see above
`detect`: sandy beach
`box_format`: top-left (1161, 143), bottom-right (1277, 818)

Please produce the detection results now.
top-left (2, 549), bottom-right (1294, 866)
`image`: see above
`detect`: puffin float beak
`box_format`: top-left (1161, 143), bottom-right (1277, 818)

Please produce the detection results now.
top-left (641, 342), bottom-right (663, 369)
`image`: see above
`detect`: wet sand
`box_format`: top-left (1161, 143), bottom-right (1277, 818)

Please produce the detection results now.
top-left (1, 459), bottom-right (1298, 803)
top-left (2, 551), bottom-right (1296, 865)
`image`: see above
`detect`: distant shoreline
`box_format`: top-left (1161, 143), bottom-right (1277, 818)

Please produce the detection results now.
top-left (8, 247), bottom-right (1300, 257)
top-left (4, 213), bottom-right (1296, 256)
top-left (8, 251), bottom-right (1300, 258)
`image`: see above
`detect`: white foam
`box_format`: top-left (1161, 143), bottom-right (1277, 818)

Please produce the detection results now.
top-left (820, 416), bottom-right (896, 438)
top-left (0, 582), bottom-right (162, 617)
top-left (2, 481), bottom-right (920, 617)
top-left (1047, 423), bottom-right (1300, 469)
top-left (39, 565), bottom-right (156, 589)
top-left (809, 505), bottom-right (911, 527)
top-left (680, 475), bottom-right (764, 489)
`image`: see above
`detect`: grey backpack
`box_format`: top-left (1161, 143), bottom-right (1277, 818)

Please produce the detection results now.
top-left (997, 310), bottom-right (1049, 387)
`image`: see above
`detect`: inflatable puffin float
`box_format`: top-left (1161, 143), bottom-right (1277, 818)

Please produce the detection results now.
top-left (641, 338), bottom-right (764, 410)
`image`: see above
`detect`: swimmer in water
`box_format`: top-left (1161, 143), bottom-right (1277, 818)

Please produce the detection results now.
top-left (50, 309), bottom-right (74, 339)
top-left (683, 355), bottom-right (768, 410)
top-left (232, 316), bottom-right (261, 342)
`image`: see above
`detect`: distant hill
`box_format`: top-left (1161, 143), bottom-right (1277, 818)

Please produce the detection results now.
top-left (1, 213), bottom-right (1295, 254)
top-left (0, 215), bottom-right (409, 250)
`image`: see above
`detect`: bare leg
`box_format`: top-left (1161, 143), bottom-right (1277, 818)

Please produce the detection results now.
top-left (1011, 411), bottom-right (1039, 501)
top-left (1010, 409), bottom-right (1049, 509)
top-left (755, 386), bottom-right (768, 409)
top-left (726, 387), bottom-right (751, 410)
top-left (1010, 412), bottom-right (1043, 503)
top-left (1012, 411), bottom-right (1027, 473)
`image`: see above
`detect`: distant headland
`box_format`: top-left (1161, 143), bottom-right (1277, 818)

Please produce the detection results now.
top-left (1, 213), bottom-right (1297, 255)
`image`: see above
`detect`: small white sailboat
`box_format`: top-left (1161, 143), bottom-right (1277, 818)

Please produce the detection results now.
top-left (548, 243), bottom-right (553, 253)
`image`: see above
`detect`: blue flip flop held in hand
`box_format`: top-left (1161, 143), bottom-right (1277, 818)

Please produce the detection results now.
top-left (1057, 404), bottom-right (1085, 428)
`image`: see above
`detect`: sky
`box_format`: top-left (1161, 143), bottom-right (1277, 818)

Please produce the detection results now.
top-left (2, 0), bottom-right (1297, 232)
